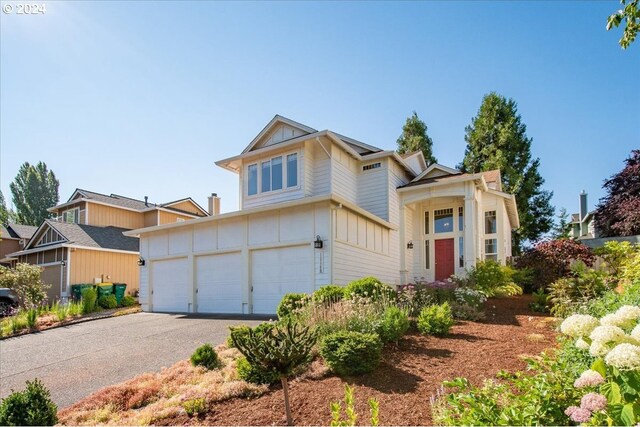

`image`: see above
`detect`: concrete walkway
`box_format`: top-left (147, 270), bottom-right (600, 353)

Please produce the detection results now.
top-left (0, 312), bottom-right (262, 408)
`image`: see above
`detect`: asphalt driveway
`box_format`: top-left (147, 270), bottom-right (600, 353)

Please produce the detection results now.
top-left (0, 312), bottom-right (263, 408)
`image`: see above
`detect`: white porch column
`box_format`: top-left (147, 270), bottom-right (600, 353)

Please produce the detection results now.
top-left (464, 182), bottom-right (477, 268)
top-left (399, 204), bottom-right (407, 285)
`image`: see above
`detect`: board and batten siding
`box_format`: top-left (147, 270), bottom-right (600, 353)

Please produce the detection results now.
top-left (331, 144), bottom-right (358, 204)
top-left (158, 210), bottom-right (196, 224)
top-left (137, 202), bottom-right (331, 312)
top-left (88, 203), bottom-right (144, 229)
top-left (165, 200), bottom-right (202, 215)
top-left (332, 206), bottom-right (397, 285)
top-left (69, 249), bottom-right (140, 292)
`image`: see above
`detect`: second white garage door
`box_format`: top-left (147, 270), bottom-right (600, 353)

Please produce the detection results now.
top-left (251, 245), bottom-right (314, 314)
top-left (151, 258), bottom-right (190, 313)
top-left (196, 252), bottom-right (243, 314)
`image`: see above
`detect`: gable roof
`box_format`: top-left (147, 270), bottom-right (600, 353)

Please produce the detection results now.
top-left (4, 223), bottom-right (38, 240)
top-left (242, 115), bottom-right (318, 154)
top-left (72, 189), bottom-right (150, 210)
top-left (23, 220), bottom-right (139, 253)
top-left (160, 198), bottom-right (209, 217)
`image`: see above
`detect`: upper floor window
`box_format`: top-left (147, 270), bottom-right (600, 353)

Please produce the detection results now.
top-left (434, 208), bottom-right (454, 233)
top-left (363, 162), bottom-right (381, 171)
top-left (485, 210), bottom-right (497, 234)
top-left (248, 152), bottom-right (299, 196)
top-left (63, 208), bottom-right (78, 224)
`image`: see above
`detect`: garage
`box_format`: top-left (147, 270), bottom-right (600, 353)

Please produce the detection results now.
top-left (151, 258), bottom-right (191, 313)
top-left (196, 252), bottom-right (243, 313)
top-left (251, 245), bottom-right (314, 314)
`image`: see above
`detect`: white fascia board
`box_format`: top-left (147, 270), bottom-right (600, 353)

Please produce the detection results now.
top-left (23, 220), bottom-right (68, 250)
top-left (49, 199), bottom-right (143, 214)
top-left (242, 115), bottom-right (318, 154)
top-left (63, 244), bottom-right (139, 255)
top-left (412, 163), bottom-right (461, 182)
top-left (397, 173), bottom-right (485, 193)
top-left (7, 242), bottom-right (67, 257)
top-left (486, 189), bottom-right (520, 229)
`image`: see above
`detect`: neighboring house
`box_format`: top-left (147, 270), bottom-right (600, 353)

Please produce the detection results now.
top-left (0, 224), bottom-right (38, 266)
top-left (570, 191), bottom-right (599, 240)
top-left (7, 189), bottom-right (210, 301)
top-left (125, 115), bottom-right (519, 315)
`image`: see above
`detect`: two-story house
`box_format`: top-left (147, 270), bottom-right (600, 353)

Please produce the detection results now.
top-left (125, 115), bottom-right (519, 314)
top-left (0, 224), bottom-right (38, 266)
top-left (6, 189), bottom-right (209, 301)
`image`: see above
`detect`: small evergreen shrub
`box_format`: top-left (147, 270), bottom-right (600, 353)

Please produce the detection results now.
top-left (236, 356), bottom-right (280, 385)
top-left (417, 303), bottom-right (454, 335)
top-left (81, 288), bottom-right (97, 314)
top-left (377, 306), bottom-right (410, 343)
top-left (0, 378), bottom-right (57, 426)
top-left (319, 331), bottom-right (382, 376)
top-left (227, 323), bottom-right (275, 348)
top-left (313, 285), bottom-right (344, 304)
top-left (97, 294), bottom-right (117, 309)
top-left (190, 343), bottom-right (221, 370)
top-left (343, 277), bottom-right (396, 302)
top-left (120, 295), bottom-right (136, 307)
top-left (468, 260), bottom-right (522, 297)
top-left (276, 293), bottom-right (309, 318)
top-left (182, 398), bottom-right (207, 417)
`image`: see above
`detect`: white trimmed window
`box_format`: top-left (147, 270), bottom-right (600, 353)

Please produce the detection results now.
top-left (485, 210), bottom-right (497, 234)
top-left (434, 208), bottom-right (454, 233)
top-left (247, 151), bottom-right (299, 196)
top-left (63, 208), bottom-right (78, 224)
top-left (485, 238), bottom-right (498, 261)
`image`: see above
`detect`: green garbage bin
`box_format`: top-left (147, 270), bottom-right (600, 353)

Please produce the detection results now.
top-left (96, 283), bottom-right (114, 299)
top-left (71, 284), bottom-right (94, 301)
top-left (113, 283), bottom-right (127, 305)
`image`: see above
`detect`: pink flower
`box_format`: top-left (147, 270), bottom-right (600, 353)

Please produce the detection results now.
top-left (565, 406), bottom-right (592, 423)
top-left (574, 370), bottom-right (605, 388)
top-left (580, 393), bottom-right (607, 412)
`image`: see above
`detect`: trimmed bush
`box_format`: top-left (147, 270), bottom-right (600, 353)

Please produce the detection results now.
top-left (227, 323), bottom-right (275, 348)
top-left (319, 331), bottom-right (382, 376)
top-left (277, 293), bottom-right (309, 318)
top-left (183, 398), bottom-right (207, 417)
top-left (236, 356), bottom-right (280, 385)
top-left (97, 294), bottom-right (117, 309)
top-left (417, 303), bottom-right (454, 336)
top-left (343, 277), bottom-right (396, 302)
top-left (313, 285), bottom-right (344, 305)
top-left (190, 343), bottom-right (221, 370)
top-left (0, 378), bottom-right (58, 426)
top-left (120, 295), bottom-right (136, 307)
top-left (81, 287), bottom-right (97, 314)
top-left (377, 306), bottom-right (410, 343)
top-left (468, 260), bottom-right (522, 298)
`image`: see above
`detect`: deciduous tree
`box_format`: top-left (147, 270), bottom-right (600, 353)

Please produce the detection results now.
top-left (459, 92), bottom-right (554, 252)
top-left (10, 162), bottom-right (59, 226)
top-left (594, 150), bottom-right (640, 237)
top-left (396, 112), bottom-right (437, 166)
top-left (607, 0), bottom-right (639, 49)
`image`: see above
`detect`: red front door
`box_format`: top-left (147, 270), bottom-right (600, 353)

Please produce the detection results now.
top-left (435, 238), bottom-right (455, 281)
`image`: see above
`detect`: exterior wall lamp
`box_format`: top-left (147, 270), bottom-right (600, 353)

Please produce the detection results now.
top-left (407, 241), bottom-right (414, 249)
top-left (314, 235), bottom-right (323, 249)
top-left (137, 257), bottom-right (146, 267)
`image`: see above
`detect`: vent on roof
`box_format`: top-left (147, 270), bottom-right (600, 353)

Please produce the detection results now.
top-left (363, 163), bottom-right (381, 171)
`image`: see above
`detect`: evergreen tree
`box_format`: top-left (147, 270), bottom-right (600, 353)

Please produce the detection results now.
top-left (551, 207), bottom-right (572, 239)
top-left (0, 191), bottom-right (10, 226)
top-left (594, 150), bottom-right (640, 237)
top-left (396, 112), bottom-right (437, 166)
top-left (460, 92), bottom-right (554, 252)
top-left (10, 162), bottom-right (60, 226)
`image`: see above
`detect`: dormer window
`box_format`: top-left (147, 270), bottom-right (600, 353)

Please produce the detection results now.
top-left (63, 208), bottom-right (79, 224)
top-left (247, 151), bottom-right (298, 196)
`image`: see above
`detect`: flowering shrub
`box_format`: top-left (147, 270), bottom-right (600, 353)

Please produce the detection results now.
top-left (343, 277), bottom-right (396, 302)
top-left (398, 278), bottom-right (486, 320)
top-left (0, 264), bottom-right (50, 309)
top-left (276, 293), bottom-right (310, 318)
top-left (548, 263), bottom-right (613, 318)
top-left (515, 239), bottom-right (595, 290)
top-left (312, 285), bottom-right (344, 305)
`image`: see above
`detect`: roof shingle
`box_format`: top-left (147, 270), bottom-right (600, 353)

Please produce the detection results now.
top-left (47, 220), bottom-right (139, 252)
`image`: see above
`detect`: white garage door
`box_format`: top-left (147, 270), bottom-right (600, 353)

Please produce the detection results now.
top-left (251, 245), bottom-right (314, 314)
top-left (151, 258), bottom-right (190, 313)
top-left (196, 252), bottom-right (243, 314)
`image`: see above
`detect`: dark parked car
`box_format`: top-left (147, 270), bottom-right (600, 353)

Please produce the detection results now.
top-left (0, 288), bottom-right (19, 316)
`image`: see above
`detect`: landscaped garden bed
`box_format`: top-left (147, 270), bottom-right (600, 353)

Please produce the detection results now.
top-left (57, 295), bottom-right (556, 426)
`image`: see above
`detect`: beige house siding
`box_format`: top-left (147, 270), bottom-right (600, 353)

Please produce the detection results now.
top-left (69, 249), bottom-right (139, 293)
top-left (159, 211), bottom-right (194, 224)
top-left (144, 211), bottom-right (158, 227)
top-left (88, 203), bottom-right (144, 229)
top-left (166, 201), bottom-right (201, 215)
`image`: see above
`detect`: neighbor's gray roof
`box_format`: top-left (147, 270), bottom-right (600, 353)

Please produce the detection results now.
top-left (6, 223), bottom-right (38, 239)
top-left (47, 220), bottom-right (139, 252)
top-left (74, 189), bottom-right (150, 211)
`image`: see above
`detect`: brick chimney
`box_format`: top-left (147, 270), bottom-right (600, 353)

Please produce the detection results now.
top-left (208, 193), bottom-right (220, 216)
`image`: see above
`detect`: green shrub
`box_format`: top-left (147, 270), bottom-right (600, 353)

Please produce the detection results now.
top-left (9, 313), bottom-right (28, 334)
top-left (468, 260), bottom-right (522, 297)
top-left (548, 263), bottom-right (612, 318)
top-left (343, 277), bottom-right (396, 302)
top-left (67, 301), bottom-right (83, 317)
top-left (97, 294), bottom-right (117, 309)
top-left (276, 293), bottom-right (309, 318)
top-left (81, 287), bottom-right (97, 314)
top-left (0, 378), bottom-right (58, 426)
top-left (313, 285), bottom-right (344, 304)
top-left (319, 331), bottom-right (382, 376)
top-left (0, 263), bottom-right (50, 309)
top-left (227, 323), bottom-right (275, 348)
top-left (190, 343), bottom-right (221, 370)
top-left (417, 303), bottom-right (454, 335)
top-left (330, 384), bottom-right (379, 427)
top-left (120, 295), bottom-right (136, 307)
top-left (26, 309), bottom-right (37, 329)
top-left (377, 306), bottom-right (409, 343)
top-left (182, 398), bottom-right (207, 417)
top-left (236, 356), bottom-right (280, 385)
top-left (529, 288), bottom-right (549, 313)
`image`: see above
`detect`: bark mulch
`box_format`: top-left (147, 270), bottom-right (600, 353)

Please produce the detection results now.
top-left (176, 295), bottom-right (558, 426)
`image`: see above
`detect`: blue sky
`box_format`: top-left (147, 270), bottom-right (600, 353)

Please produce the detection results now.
top-left (1, 1), bottom-right (638, 221)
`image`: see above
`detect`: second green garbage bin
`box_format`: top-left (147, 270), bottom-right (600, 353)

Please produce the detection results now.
top-left (96, 283), bottom-right (114, 299)
top-left (113, 283), bottom-right (127, 305)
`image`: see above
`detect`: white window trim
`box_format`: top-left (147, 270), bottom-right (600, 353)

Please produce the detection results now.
top-left (484, 238), bottom-right (498, 260)
top-left (63, 207), bottom-right (79, 224)
top-left (246, 150), bottom-right (300, 198)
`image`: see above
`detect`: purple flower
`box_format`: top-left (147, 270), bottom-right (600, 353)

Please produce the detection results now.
top-left (565, 406), bottom-right (592, 423)
top-left (580, 393), bottom-right (607, 412)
